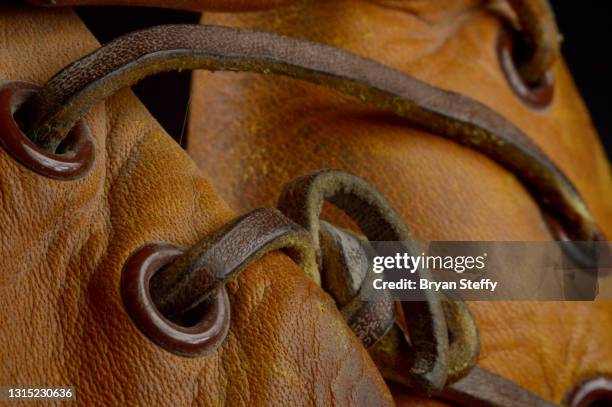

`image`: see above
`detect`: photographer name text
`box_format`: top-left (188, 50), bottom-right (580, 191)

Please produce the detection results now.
top-left (371, 252), bottom-right (498, 292)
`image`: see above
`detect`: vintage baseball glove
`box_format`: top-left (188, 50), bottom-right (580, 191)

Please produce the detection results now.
top-left (2, 1), bottom-right (611, 406)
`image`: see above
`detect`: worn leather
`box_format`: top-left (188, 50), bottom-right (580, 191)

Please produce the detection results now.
top-left (186, 1), bottom-right (612, 404)
top-left (17, 23), bottom-right (592, 243)
top-left (0, 7), bottom-right (395, 406)
top-left (24, 0), bottom-right (294, 11)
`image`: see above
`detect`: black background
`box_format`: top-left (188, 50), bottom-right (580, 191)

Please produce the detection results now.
top-left (553, 2), bottom-right (611, 160)
top-left (76, 4), bottom-right (611, 159)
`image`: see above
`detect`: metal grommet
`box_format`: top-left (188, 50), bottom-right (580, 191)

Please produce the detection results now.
top-left (544, 214), bottom-right (607, 300)
top-left (121, 243), bottom-right (231, 357)
top-left (563, 375), bottom-right (612, 407)
top-left (497, 31), bottom-right (554, 109)
top-left (0, 81), bottom-right (94, 180)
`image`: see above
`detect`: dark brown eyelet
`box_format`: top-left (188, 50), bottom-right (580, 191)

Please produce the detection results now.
top-left (544, 215), bottom-right (608, 300)
top-left (546, 215), bottom-right (602, 270)
top-left (121, 243), bottom-right (231, 357)
top-left (563, 375), bottom-right (612, 407)
top-left (0, 81), bottom-right (94, 180)
top-left (497, 31), bottom-right (554, 109)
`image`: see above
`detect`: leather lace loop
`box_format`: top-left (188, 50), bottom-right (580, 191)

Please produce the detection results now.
top-left (123, 168), bottom-right (555, 406)
top-left (122, 208), bottom-right (316, 355)
top-left (149, 207), bottom-right (317, 320)
top-left (278, 169), bottom-right (451, 393)
top-left (16, 24), bottom-right (594, 241)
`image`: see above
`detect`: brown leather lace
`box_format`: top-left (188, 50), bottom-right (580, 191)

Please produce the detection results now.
top-left (276, 170), bottom-right (554, 407)
top-left (15, 24), bottom-right (593, 242)
top-left (0, 2), bottom-right (602, 405)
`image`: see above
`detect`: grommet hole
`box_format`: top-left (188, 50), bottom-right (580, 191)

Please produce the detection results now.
top-left (54, 129), bottom-right (79, 156)
top-left (497, 30), bottom-right (555, 109)
top-left (0, 81), bottom-right (95, 180)
top-left (150, 276), bottom-right (218, 328)
top-left (563, 375), bottom-right (612, 407)
top-left (10, 87), bottom-right (75, 157)
top-left (172, 300), bottom-right (217, 328)
top-left (121, 243), bottom-right (231, 357)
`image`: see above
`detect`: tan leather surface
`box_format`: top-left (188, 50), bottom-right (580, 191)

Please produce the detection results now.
top-left (0, 7), bottom-right (395, 406)
top-left (188, 1), bottom-right (612, 240)
top-left (186, 1), bottom-right (612, 404)
top-left (24, 0), bottom-right (295, 12)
